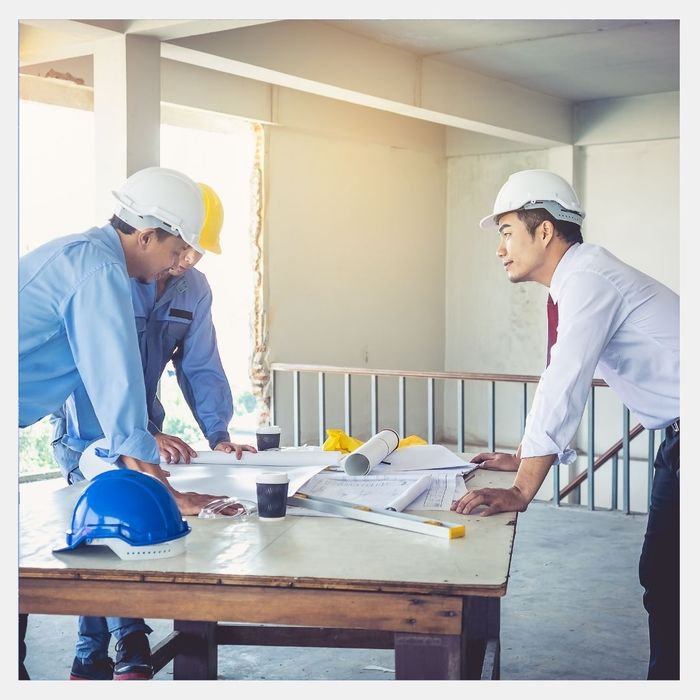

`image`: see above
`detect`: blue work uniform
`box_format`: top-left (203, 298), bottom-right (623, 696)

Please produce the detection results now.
top-left (20, 224), bottom-right (158, 465)
top-left (132, 267), bottom-right (233, 448)
top-left (51, 267), bottom-right (233, 482)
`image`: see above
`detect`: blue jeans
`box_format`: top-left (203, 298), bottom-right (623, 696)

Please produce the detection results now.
top-left (76, 616), bottom-right (153, 662)
top-left (639, 424), bottom-right (680, 680)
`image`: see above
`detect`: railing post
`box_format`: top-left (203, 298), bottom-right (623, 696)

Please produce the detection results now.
top-left (293, 370), bottom-right (301, 447)
top-left (489, 381), bottom-right (496, 452)
top-left (587, 387), bottom-right (595, 511)
top-left (318, 372), bottom-right (326, 447)
top-left (427, 377), bottom-right (435, 444)
top-left (552, 460), bottom-right (560, 507)
top-left (611, 453), bottom-right (619, 511)
top-left (623, 407), bottom-right (631, 514)
top-left (457, 379), bottom-right (465, 453)
top-left (370, 375), bottom-right (378, 435)
top-left (344, 374), bottom-right (352, 436)
top-left (647, 429), bottom-right (656, 510)
top-left (398, 376), bottom-right (406, 439)
top-left (521, 383), bottom-right (528, 435)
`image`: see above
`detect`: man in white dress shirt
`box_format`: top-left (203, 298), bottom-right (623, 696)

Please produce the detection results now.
top-left (451, 170), bottom-right (680, 680)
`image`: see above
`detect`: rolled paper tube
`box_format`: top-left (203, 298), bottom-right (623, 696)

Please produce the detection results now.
top-left (342, 429), bottom-right (400, 476)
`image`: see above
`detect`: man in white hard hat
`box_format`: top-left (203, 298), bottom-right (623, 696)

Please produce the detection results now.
top-left (48, 182), bottom-right (256, 680)
top-left (451, 169), bottom-right (680, 680)
top-left (18, 167), bottom-right (240, 680)
top-left (52, 183), bottom-right (255, 482)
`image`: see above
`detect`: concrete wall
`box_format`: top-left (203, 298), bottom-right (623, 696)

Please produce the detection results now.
top-left (266, 89), bottom-right (447, 446)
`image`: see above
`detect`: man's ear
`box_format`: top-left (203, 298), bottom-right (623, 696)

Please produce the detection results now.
top-left (540, 220), bottom-right (556, 247)
top-left (137, 228), bottom-right (157, 249)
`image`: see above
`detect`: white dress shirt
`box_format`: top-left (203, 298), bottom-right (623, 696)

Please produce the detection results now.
top-left (521, 242), bottom-right (679, 464)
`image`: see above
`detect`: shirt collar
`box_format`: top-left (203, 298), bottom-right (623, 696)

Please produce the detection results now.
top-left (93, 223), bottom-right (128, 268)
top-left (548, 242), bottom-right (581, 303)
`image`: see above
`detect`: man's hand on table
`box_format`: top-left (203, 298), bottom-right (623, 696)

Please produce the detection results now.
top-left (453, 453), bottom-right (556, 516)
top-left (451, 486), bottom-right (529, 516)
top-left (155, 432), bottom-right (197, 464)
top-left (470, 451), bottom-right (520, 471)
top-left (119, 455), bottom-right (244, 517)
top-left (214, 441), bottom-right (257, 459)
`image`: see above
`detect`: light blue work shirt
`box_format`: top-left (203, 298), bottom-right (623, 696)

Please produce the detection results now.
top-left (19, 224), bottom-right (159, 465)
top-left (52, 266), bottom-right (232, 480)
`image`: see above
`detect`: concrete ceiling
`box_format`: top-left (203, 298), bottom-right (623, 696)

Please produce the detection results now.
top-left (20, 18), bottom-right (679, 104)
top-left (18, 18), bottom-right (680, 148)
top-left (324, 19), bottom-right (679, 102)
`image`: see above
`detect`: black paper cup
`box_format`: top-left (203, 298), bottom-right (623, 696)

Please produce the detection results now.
top-left (256, 425), bottom-right (281, 451)
top-left (256, 472), bottom-right (289, 520)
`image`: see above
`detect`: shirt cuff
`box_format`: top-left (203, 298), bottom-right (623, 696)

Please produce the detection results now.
top-left (207, 430), bottom-right (231, 450)
top-left (95, 429), bottom-right (160, 464)
top-left (521, 434), bottom-right (577, 466)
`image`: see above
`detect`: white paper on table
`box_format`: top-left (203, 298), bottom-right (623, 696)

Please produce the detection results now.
top-left (378, 444), bottom-right (471, 471)
top-left (405, 473), bottom-right (466, 510)
top-left (296, 473), bottom-right (430, 512)
top-left (291, 469), bottom-right (469, 516)
top-left (79, 438), bottom-right (341, 475)
top-left (162, 463), bottom-right (330, 503)
top-left (78, 438), bottom-right (330, 503)
top-left (188, 449), bottom-right (342, 468)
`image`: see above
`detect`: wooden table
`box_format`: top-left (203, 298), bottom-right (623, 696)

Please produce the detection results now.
top-left (19, 469), bottom-right (518, 680)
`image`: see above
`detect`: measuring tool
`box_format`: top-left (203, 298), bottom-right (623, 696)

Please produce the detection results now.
top-left (288, 492), bottom-right (466, 539)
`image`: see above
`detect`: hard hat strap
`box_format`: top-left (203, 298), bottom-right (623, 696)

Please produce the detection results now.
top-left (115, 206), bottom-right (182, 239)
top-left (521, 200), bottom-right (584, 226)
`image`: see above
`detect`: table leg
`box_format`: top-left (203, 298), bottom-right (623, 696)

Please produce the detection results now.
top-left (173, 620), bottom-right (218, 680)
top-left (462, 596), bottom-right (501, 679)
top-left (394, 633), bottom-right (462, 679)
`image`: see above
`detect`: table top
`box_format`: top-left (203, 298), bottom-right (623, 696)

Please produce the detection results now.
top-left (20, 468), bottom-right (519, 597)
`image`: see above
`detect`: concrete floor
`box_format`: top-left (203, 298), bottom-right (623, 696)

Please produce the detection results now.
top-left (21, 477), bottom-right (651, 682)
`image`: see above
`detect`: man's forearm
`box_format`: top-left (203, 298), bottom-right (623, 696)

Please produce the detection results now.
top-left (120, 455), bottom-right (171, 488)
top-left (513, 454), bottom-right (557, 503)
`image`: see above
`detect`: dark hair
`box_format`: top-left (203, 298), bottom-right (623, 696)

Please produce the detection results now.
top-left (516, 209), bottom-right (583, 245)
top-left (109, 214), bottom-right (173, 242)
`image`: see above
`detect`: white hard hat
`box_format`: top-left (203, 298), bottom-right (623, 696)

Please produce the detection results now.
top-left (112, 167), bottom-right (205, 253)
top-left (479, 169), bottom-right (585, 230)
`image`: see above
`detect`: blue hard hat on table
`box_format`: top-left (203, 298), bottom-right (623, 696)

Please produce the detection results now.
top-left (54, 469), bottom-right (191, 560)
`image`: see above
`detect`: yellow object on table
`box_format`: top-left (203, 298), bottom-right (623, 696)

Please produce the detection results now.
top-left (322, 428), bottom-right (427, 453)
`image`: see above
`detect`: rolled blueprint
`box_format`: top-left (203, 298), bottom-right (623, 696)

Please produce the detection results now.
top-left (342, 429), bottom-right (400, 476)
top-left (384, 474), bottom-right (432, 512)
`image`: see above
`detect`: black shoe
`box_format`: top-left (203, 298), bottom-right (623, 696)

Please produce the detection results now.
top-left (69, 656), bottom-right (114, 680)
top-left (113, 632), bottom-right (153, 680)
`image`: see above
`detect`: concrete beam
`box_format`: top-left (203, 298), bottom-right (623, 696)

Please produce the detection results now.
top-left (168, 20), bottom-right (572, 145)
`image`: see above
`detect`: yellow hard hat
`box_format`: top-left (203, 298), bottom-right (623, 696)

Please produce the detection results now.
top-left (197, 183), bottom-right (224, 254)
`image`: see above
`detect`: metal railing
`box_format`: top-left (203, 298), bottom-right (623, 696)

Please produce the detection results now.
top-left (270, 363), bottom-right (659, 514)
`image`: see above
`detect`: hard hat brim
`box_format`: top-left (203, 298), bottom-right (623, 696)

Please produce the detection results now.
top-left (479, 213), bottom-right (500, 230)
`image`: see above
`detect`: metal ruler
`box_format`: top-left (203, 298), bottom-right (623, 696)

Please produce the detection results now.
top-left (288, 492), bottom-right (466, 539)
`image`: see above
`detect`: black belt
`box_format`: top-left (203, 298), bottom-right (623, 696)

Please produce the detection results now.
top-left (667, 419), bottom-right (680, 435)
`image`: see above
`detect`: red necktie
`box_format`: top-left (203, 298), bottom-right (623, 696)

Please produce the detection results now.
top-left (546, 294), bottom-right (558, 367)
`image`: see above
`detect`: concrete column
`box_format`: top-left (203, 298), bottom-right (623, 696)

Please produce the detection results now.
top-left (93, 34), bottom-right (160, 221)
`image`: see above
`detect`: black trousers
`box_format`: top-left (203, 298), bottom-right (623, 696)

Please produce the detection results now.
top-left (639, 424), bottom-right (680, 680)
